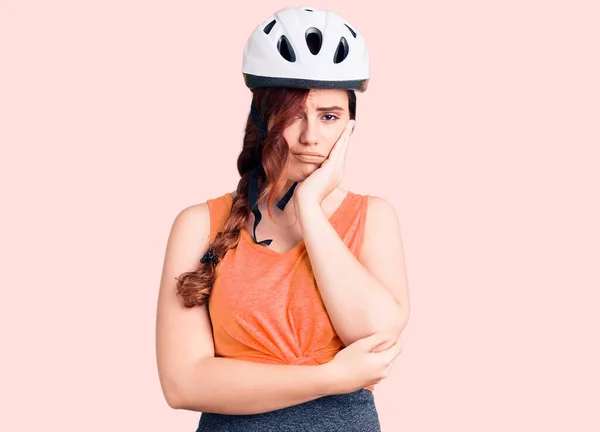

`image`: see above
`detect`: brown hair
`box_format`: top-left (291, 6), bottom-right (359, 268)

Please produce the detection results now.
top-left (175, 87), bottom-right (357, 307)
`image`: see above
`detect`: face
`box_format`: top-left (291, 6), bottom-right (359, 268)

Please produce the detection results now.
top-left (280, 89), bottom-right (351, 181)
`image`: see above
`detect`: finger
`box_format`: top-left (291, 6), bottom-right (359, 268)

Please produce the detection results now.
top-left (331, 120), bottom-right (354, 162)
top-left (386, 359), bottom-right (396, 375)
top-left (372, 338), bottom-right (396, 353)
top-left (363, 331), bottom-right (395, 352)
top-left (385, 337), bottom-right (404, 362)
top-left (341, 121), bottom-right (353, 162)
top-left (374, 336), bottom-right (403, 362)
top-left (361, 332), bottom-right (388, 350)
top-left (325, 129), bottom-right (345, 161)
top-left (333, 120), bottom-right (354, 153)
top-left (342, 120), bottom-right (354, 149)
top-left (340, 120), bottom-right (353, 155)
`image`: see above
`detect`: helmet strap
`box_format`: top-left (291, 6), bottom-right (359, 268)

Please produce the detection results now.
top-left (247, 102), bottom-right (298, 246)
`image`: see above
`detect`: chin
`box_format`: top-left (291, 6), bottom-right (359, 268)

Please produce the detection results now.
top-left (289, 166), bottom-right (317, 182)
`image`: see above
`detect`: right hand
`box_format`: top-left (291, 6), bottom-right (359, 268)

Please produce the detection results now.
top-left (325, 332), bottom-right (404, 394)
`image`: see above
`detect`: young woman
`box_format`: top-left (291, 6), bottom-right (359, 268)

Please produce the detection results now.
top-left (156, 6), bottom-right (410, 431)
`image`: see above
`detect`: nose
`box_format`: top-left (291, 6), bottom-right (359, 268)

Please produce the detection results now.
top-left (298, 116), bottom-right (318, 147)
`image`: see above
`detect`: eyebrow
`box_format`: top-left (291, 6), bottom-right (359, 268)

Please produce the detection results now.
top-left (315, 106), bottom-right (346, 112)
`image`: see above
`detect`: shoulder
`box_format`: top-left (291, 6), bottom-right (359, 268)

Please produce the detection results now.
top-left (346, 189), bottom-right (398, 221)
top-left (365, 195), bottom-right (397, 220)
top-left (360, 194), bottom-right (402, 250)
top-left (183, 191), bottom-right (234, 220)
top-left (169, 191), bottom-right (232, 242)
top-left (168, 202), bottom-right (210, 250)
top-left (179, 192), bottom-right (235, 244)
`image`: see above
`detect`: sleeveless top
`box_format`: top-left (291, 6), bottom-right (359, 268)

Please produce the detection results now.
top-left (206, 190), bottom-right (374, 392)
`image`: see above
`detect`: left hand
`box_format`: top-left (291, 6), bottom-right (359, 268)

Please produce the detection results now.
top-left (294, 119), bottom-right (355, 205)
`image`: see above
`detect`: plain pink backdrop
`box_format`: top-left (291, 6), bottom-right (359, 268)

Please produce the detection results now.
top-left (1, 0), bottom-right (599, 431)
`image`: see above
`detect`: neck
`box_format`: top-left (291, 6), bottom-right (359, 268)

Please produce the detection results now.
top-left (256, 178), bottom-right (296, 202)
top-left (277, 180), bottom-right (296, 200)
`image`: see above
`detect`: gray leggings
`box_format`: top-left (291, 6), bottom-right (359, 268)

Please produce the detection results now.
top-left (195, 389), bottom-right (380, 431)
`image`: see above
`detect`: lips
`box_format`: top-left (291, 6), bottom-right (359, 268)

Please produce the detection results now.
top-left (294, 153), bottom-right (323, 162)
top-left (295, 151), bottom-right (322, 156)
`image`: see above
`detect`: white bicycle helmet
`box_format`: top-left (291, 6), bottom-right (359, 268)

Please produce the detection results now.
top-left (242, 6), bottom-right (370, 92)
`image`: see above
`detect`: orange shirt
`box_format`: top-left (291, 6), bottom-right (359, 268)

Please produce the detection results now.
top-left (206, 190), bottom-right (374, 392)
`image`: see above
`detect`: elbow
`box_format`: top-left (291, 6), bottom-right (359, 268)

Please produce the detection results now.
top-left (161, 358), bottom-right (212, 411)
top-left (159, 373), bottom-right (188, 410)
top-left (366, 292), bottom-right (410, 341)
top-left (372, 306), bottom-right (409, 341)
top-left (162, 377), bottom-right (209, 412)
top-left (163, 384), bottom-right (185, 410)
top-left (168, 391), bottom-right (212, 413)
top-left (163, 379), bottom-right (200, 411)
top-left (166, 395), bottom-right (182, 410)
top-left (165, 388), bottom-right (203, 411)
top-left (338, 315), bottom-right (406, 347)
top-left (337, 304), bottom-right (409, 347)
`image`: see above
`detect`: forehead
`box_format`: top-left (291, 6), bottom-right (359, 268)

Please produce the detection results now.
top-left (304, 89), bottom-right (348, 110)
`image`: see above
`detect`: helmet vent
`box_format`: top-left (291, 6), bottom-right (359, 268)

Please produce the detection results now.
top-left (263, 19), bottom-right (276, 35)
top-left (305, 27), bottom-right (322, 55)
top-left (333, 37), bottom-right (349, 64)
top-left (277, 35), bottom-right (296, 62)
top-left (344, 24), bottom-right (357, 38)
top-left (305, 8), bottom-right (314, 12)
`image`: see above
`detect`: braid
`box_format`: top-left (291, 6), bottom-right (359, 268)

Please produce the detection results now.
top-left (175, 174), bottom-right (252, 307)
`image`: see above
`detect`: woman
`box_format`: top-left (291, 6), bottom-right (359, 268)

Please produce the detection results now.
top-left (156, 6), bottom-right (410, 431)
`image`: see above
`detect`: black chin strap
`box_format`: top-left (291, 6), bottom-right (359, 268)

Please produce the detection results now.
top-left (248, 103), bottom-right (298, 246)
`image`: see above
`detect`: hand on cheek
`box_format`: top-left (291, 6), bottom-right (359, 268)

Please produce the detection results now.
top-left (295, 119), bottom-right (355, 204)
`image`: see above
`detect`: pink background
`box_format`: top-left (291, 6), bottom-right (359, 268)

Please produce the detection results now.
top-left (2, 0), bottom-right (599, 430)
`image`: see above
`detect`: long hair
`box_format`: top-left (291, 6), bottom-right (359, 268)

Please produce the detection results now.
top-left (175, 87), bottom-right (357, 307)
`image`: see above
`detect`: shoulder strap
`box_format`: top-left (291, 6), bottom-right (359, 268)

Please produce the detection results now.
top-left (207, 193), bottom-right (234, 244)
top-left (334, 193), bottom-right (369, 258)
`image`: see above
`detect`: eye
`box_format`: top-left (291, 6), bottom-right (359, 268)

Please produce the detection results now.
top-left (322, 114), bottom-right (339, 122)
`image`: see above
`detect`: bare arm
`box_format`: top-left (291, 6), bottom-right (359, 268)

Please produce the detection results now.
top-left (155, 202), bottom-right (340, 415)
top-left (176, 355), bottom-right (337, 414)
top-left (296, 193), bottom-right (410, 346)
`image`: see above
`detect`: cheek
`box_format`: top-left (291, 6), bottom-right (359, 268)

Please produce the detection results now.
top-left (323, 127), bottom-right (344, 150)
top-left (282, 126), bottom-right (298, 149)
